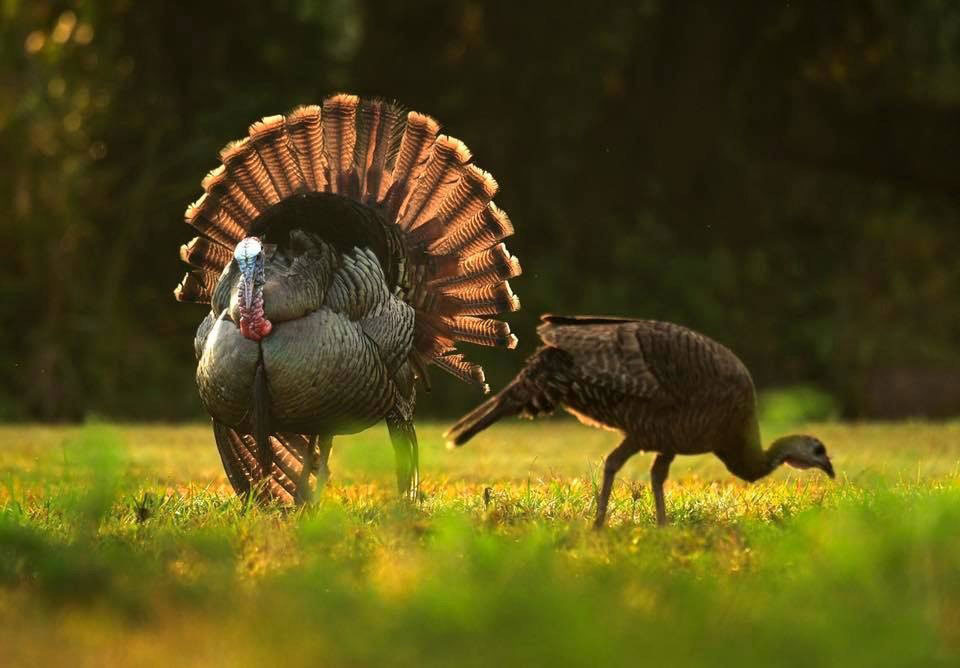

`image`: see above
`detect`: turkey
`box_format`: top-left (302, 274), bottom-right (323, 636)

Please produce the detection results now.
top-left (446, 315), bottom-right (834, 526)
top-left (175, 94), bottom-right (522, 504)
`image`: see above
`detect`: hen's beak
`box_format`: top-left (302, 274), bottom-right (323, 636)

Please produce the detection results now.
top-left (821, 458), bottom-right (835, 479)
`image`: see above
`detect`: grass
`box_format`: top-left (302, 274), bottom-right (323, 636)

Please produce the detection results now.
top-left (2, 418), bottom-right (960, 666)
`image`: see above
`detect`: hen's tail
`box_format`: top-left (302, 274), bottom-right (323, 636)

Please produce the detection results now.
top-left (445, 347), bottom-right (564, 446)
top-left (444, 381), bottom-right (527, 447)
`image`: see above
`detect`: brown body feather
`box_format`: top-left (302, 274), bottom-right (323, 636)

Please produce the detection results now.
top-left (448, 316), bottom-right (757, 456)
top-left (446, 315), bottom-right (832, 527)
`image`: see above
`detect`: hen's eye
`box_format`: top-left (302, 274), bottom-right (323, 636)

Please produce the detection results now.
top-left (813, 443), bottom-right (826, 456)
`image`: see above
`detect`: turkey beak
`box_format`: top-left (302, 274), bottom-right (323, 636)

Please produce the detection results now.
top-left (821, 458), bottom-right (835, 479)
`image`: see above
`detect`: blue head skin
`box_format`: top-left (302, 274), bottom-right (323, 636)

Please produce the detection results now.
top-left (234, 237), bottom-right (272, 341)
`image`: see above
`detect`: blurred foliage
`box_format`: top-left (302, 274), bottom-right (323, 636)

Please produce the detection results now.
top-left (3, 0), bottom-right (960, 420)
top-left (758, 385), bottom-right (840, 435)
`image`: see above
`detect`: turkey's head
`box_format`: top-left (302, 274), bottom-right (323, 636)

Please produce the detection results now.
top-left (234, 237), bottom-right (272, 342)
top-left (774, 435), bottom-right (835, 478)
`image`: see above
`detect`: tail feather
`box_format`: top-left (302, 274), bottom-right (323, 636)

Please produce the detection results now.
top-left (185, 193), bottom-right (245, 246)
top-left (221, 429), bottom-right (296, 501)
top-left (174, 268), bottom-right (220, 303)
top-left (428, 243), bottom-right (521, 289)
top-left (285, 105), bottom-right (326, 191)
top-left (372, 103), bottom-right (407, 202)
top-left (444, 382), bottom-right (525, 446)
top-left (432, 165), bottom-right (498, 235)
top-left (180, 236), bottom-right (232, 271)
top-left (220, 138), bottom-right (280, 209)
top-left (443, 315), bottom-right (518, 349)
top-left (413, 314), bottom-right (456, 352)
top-left (403, 216), bottom-right (447, 250)
top-left (434, 282), bottom-right (520, 317)
top-left (249, 115), bottom-right (306, 197)
top-left (213, 423), bottom-right (323, 505)
top-left (384, 112), bottom-right (440, 220)
top-left (433, 353), bottom-right (488, 391)
top-left (322, 94), bottom-right (360, 194)
top-left (428, 202), bottom-right (514, 257)
top-left (354, 99), bottom-right (406, 204)
top-left (353, 99), bottom-right (383, 200)
top-left (201, 166), bottom-right (259, 230)
top-left (399, 135), bottom-right (472, 231)
top-left (268, 434), bottom-right (306, 489)
top-left (219, 140), bottom-right (266, 210)
top-left (419, 314), bottom-right (517, 350)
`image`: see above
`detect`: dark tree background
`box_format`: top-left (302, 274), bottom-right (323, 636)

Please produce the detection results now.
top-left (3, 0), bottom-right (960, 421)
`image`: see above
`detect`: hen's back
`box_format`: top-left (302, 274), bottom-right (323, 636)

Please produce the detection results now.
top-left (536, 316), bottom-right (757, 449)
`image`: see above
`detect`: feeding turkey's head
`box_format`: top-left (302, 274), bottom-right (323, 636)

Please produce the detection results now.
top-left (774, 435), bottom-right (835, 479)
top-left (234, 237), bottom-right (272, 342)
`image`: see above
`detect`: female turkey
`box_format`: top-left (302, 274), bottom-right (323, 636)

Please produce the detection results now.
top-left (446, 315), bottom-right (834, 526)
top-left (175, 94), bottom-right (521, 504)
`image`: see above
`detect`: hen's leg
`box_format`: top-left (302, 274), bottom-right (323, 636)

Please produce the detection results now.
top-left (650, 453), bottom-right (675, 527)
top-left (386, 413), bottom-right (419, 500)
top-left (595, 436), bottom-right (642, 529)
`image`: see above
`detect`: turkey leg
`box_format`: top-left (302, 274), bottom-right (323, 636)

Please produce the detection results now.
top-left (595, 436), bottom-right (642, 528)
top-left (650, 452), bottom-right (675, 526)
top-left (294, 435), bottom-right (319, 505)
top-left (386, 414), bottom-right (419, 501)
top-left (316, 437), bottom-right (333, 486)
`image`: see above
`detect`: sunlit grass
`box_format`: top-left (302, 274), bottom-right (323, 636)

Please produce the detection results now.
top-left (2, 419), bottom-right (960, 666)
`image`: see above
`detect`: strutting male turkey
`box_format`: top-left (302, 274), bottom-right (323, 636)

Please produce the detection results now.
top-left (175, 94), bottom-right (521, 504)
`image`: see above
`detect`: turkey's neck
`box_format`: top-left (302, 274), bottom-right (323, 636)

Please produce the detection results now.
top-left (238, 261), bottom-right (272, 341)
top-left (735, 435), bottom-right (795, 482)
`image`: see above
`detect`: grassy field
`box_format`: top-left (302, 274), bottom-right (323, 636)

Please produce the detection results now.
top-left (2, 418), bottom-right (960, 666)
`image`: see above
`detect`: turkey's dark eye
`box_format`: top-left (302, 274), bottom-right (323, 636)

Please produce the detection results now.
top-left (813, 443), bottom-right (826, 456)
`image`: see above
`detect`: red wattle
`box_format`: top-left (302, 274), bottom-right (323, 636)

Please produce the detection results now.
top-left (239, 312), bottom-right (272, 342)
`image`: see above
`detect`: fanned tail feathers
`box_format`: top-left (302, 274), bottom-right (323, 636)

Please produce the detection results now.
top-left (354, 98), bottom-right (406, 204)
top-left (285, 106), bottom-right (325, 191)
top-left (322, 94), bottom-right (359, 195)
top-left (249, 115), bottom-right (306, 198)
top-left (434, 354), bottom-right (489, 393)
top-left (174, 93), bottom-right (522, 388)
top-left (384, 112), bottom-right (440, 220)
